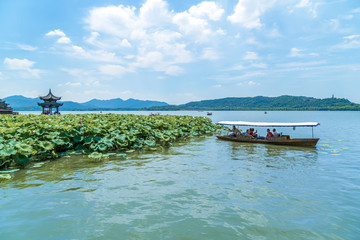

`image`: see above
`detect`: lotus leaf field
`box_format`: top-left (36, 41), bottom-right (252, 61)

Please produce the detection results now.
top-left (0, 114), bottom-right (221, 169)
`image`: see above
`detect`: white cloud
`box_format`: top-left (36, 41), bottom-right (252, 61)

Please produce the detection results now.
top-left (17, 44), bottom-right (37, 51)
top-left (46, 29), bottom-right (71, 44)
top-left (243, 51), bottom-right (259, 60)
top-left (213, 84), bottom-right (222, 88)
top-left (296, 0), bottom-right (311, 8)
top-left (237, 80), bottom-right (260, 86)
top-left (139, 0), bottom-right (172, 28)
top-left (252, 63), bottom-right (267, 68)
top-left (121, 39), bottom-right (131, 47)
top-left (335, 36), bottom-right (360, 49)
top-left (99, 64), bottom-right (127, 76)
top-left (290, 48), bottom-right (319, 57)
top-left (4, 58), bottom-right (34, 70)
top-left (85, 5), bottom-right (137, 38)
top-left (329, 19), bottom-right (340, 30)
top-left (3, 58), bottom-right (41, 78)
top-left (344, 35), bottom-right (360, 40)
top-left (276, 61), bottom-right (326, 68)
top-left (48, 1), bottom-right (224, 76)
top-left (121, 90), bottom-right (132, 95)
top-left (228, 64), bottom-right (244, 71)
top-left (173, 1), bottom-right (224, 42)
top-left (290, 48), bottom-right (304, 57)
top-left (268, 27), bottom-right (281, 38)
top-left (65, 82), bottom-right (82, 86)
top-left (201, 47), bottom-right (220, 60)
top-left (83, 0), bottom-right (196, 75)
top-left (163, 65), bottom-right (183, 75)
top-left (61, 68), bottom-right (99, 87)
top-left (295, 0), bottom-right (318, 18)
top-left (228, 0), bottom-right (276, 29)
top-left (46, 29), bottom-right (66, 37)
top-left (351, 8), bottom-right (360, 13)
top-left (248, 80), bottom-right (260, 85)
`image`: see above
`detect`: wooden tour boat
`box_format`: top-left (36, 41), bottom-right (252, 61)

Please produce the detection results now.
top-left (216, 121), bottom-right (320, 147)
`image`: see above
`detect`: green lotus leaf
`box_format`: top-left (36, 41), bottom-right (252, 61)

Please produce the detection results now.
top-left (97, 143), bottom-right (107, 152)
top-left (36, 129), bottom-right (45, 136)
top-left (90, 143), bottom-right (97, 151)
top-left (88, 152), bottom-right (103, 160)
top-left (52, 139), bottom-right (66, 146)
top-left (115, 134), bottom-right (126, 141)
top-left (75, 145), bottom-right (85, 152)
top-left (15, 154), bottom-right (30, 166)
top-left (101, 139), bottom-right (114, 147)
top-left (84, 136), bottom-right (93, 144)
top-left (0, 144), bottom-right (4, 150)
top-left (73, 136), bottom-right (84, 143)
top-left (133, 142), bottom-right (143, 149)
top-left (144, 140), bottom-right (156, 146)
top-left (0, 174), bottom-right (12, 180)
top-left (15, 143), bottom-right (34, 156)
top-left (0, 147), bottom-right (17, 157)
top-left (116, 153), bottom-right (127, 158)
top-left (116, 139), bottom-right (128, 147)
top-left (65, 150), bottom-right (76, 155)
top-left (39, 141), bottom-right (54, 151)
top-left (125, 149), bottom-right (135, 153)
top-left (111, 130), bottom-right (121, 135)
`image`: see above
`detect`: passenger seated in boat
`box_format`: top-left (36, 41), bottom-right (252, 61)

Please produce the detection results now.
top-left (244, 129), bottom-right (255, 138)
top-left (272, 128), bottom-right (279, 137)
top-left (249, 128), bottom-right (258, 138)
top-left (266, 129), bottom-right (274, 139)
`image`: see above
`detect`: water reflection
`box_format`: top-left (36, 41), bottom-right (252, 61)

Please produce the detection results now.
top-left (226, 141), bottom-right (318, 169)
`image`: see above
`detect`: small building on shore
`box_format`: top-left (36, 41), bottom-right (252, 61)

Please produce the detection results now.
top-left (38, 89), bottom-right (63, 115)
top-left (0, 99), bottom-right (15, 114)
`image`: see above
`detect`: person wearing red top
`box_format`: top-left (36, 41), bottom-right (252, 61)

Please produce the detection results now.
top-left (249, 128), bottom-right (257, 138)
top-left (266, 128), bottom-right (274, 139)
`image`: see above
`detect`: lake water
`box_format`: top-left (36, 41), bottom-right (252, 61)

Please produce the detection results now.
top-left (1, 111), bottom-right (359, 239)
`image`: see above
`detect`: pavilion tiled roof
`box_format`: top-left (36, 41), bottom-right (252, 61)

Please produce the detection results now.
top-left (39, 89), bottom-right (61, 101)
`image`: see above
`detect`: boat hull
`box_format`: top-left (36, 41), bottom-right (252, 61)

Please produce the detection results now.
top-left (216, 135), bottom-right (319, 147)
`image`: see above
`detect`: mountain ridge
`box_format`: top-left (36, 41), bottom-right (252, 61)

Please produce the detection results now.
top-left (145, 95), bottom-right (360, 111)
top-left (2, 95), bottom-right (359, 111)
top-left (2, 95), bottom-right (168, 111)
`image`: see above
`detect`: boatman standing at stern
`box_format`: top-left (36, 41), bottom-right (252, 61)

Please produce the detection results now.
top-left (230, 125), bottom-right (241, 137)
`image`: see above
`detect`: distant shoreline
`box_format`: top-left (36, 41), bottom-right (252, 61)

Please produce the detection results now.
top-left (5, 95), bottom-right (360, 112)
top-left (15, 108), bottom-right (360, 112)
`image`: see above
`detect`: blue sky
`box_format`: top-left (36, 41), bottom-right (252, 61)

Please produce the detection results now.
top-left (0, 0), bottom-right (359, 104)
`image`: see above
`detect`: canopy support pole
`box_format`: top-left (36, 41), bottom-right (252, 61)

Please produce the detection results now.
top-left (312, 127), bottom-right (314, 138)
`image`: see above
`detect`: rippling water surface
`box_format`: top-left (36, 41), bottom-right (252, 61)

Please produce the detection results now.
top-left (1, 111), bottom-right (359, 239)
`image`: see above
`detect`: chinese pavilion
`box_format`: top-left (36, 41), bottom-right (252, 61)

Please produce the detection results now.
top-left (38, 89), bottom-right (63, 114)
top-left (0, 99), bottom-right (14, 114)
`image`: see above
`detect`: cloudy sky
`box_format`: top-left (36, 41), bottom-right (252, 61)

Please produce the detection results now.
top-left (0, 0), bottom-right (359, 104)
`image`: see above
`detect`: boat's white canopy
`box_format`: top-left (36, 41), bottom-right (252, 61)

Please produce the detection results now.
top-left (217, 121), bottom-right (320, 127)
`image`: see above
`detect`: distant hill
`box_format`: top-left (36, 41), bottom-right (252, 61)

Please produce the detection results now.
top-left (145, 95), bottom-right (360, 111)
top-left (3, 95), bottom-right (168, 111)
top-left (3, 95), bottom-right (359, 111)
top-left (83, 98), bottom-right (169, 109)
